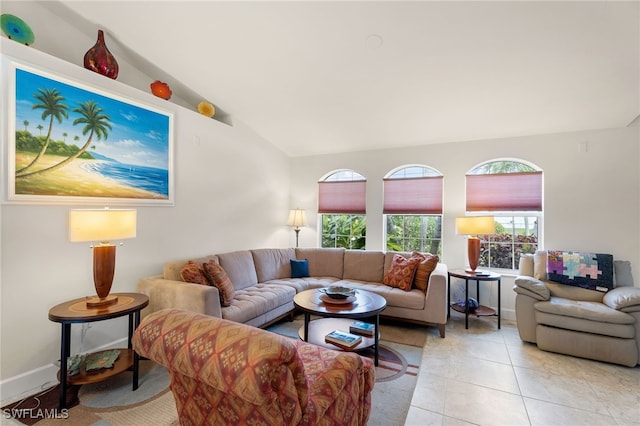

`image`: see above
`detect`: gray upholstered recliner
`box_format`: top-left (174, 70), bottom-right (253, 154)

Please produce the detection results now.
top-left (513, 251), bottom-right (640, 367)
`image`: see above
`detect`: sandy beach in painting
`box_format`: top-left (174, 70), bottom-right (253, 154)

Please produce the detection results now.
top-left (14, 153), bottom-right (166, 199)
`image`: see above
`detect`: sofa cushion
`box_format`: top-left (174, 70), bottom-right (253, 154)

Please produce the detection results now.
top-left (251, 248), bottom-right (297, 282)
top-left (179, 261), bottom-right (210, 286)
top-left (221, 283), bottom-right (296, 323)
top-left (217, 250), bottom-right (259, 290)
top-left (546, 250), bottom-right (614, 292)
top-left (295, 248), bottom-right (345, 278)
top-left (343, 250), bottom-right (385, 282)
top-left (382, 254), bottom-right (421, 291)
top-left (203, 261), bottom-right (235, 307)
top-left (337, 280), bottom-right (425, 310)
top-left (290, 259), bottom-right (309, 278)
top-left (412, 252), bottom-right (439, 292)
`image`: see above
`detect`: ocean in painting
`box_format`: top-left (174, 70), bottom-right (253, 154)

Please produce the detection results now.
top-left (83, 160), bottom-right (169, 197)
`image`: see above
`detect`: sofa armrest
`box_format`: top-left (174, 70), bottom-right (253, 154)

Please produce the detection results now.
top-left (514, 276), bottom-right (551, 301)
top-left (603, 286), bottom-right (640, 312)
top-left (136, 275), bottom-right (222, 318)
top-left (423, 262), bottom-right (448, 326)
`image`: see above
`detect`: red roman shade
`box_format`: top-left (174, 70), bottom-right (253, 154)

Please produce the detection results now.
top-left (318, 180), bottom-right (366, 214)
top-left (383, 176), bottom-right (443, 214)
top-left (466, 172), bottom-right (542, 212)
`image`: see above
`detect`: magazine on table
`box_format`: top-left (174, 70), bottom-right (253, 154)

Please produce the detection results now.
top-left (325, 329), bottom-right (363, 348)
top-left (349, 320), bottom-right (375, 336)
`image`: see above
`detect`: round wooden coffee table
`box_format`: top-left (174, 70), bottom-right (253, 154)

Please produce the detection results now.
top-left (293, 288), bottom-right (386, 365)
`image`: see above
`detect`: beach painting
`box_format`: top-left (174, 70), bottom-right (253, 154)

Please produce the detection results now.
top-left (7, 61), bottom-right (174, 205)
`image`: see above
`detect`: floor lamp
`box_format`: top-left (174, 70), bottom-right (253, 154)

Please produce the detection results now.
top-left (69, 208), bottom-right (137, 307)
top-left (287, 208), bottom-right (307, 248)
top-left (455, 216), bottom-right (495, 273)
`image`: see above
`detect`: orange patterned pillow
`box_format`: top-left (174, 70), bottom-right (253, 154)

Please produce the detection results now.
top-left (179, 261), bottom-right (209, 286)
top-left (383, 254), bottom-right (421, 291)
top-left (203, 260), bottom-right (235, 307)
top-left (412, 252), bottom-right (439, 292)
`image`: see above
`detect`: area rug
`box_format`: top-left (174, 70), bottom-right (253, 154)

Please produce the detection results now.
top-left (5, 317), bottom-right (425, 426)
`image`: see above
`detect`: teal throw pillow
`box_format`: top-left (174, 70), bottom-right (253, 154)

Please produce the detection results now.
top-left (291, 259), bottom-right (309, 278)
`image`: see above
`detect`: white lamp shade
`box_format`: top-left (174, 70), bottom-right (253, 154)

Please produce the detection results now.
top-left (455, 216), bottom-right (495, 235)
top-left (287, 209), bottom-right (307, 228)
top-left (69, 209), bottom-right (137, 242)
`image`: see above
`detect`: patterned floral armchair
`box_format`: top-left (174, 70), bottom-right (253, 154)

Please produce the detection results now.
top-left (132, 308), bottom-right (375, 425)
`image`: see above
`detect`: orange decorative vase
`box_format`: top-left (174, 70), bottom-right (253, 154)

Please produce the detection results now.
top-left (84, 30), bottom-right (119, 79)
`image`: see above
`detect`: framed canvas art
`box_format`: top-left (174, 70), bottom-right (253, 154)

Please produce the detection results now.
top-left (6, 59), bottom-right (174, 205)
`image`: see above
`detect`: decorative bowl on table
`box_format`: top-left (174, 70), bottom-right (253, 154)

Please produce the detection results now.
top-left (320, 286), bottom-right (357, 299)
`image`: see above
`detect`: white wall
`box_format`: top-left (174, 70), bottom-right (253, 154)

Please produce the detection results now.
top-left (291, 127), bottom-right (640, 318)
top-left (0, 36), bottom-right (291, 401)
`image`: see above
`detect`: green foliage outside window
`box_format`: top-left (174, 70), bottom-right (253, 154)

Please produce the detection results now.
top-left (386, 215), bottom-right (442, 255)
top-left (479, 216), bottom-right (538, 269)
top-left (321, 214), bottom-right (366, 249)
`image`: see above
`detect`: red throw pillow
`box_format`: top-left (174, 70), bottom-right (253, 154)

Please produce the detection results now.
top-left (179, 261), bottom-right (209, 286)
top-left (412, 252), bottom-right (439, 292)
top-left (202, 260), bottom-right (235, 307)
top-left (383, 254), bottom-right (421, 291)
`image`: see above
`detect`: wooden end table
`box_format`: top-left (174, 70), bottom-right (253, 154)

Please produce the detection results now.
top-left (447, 270), bottom-right (501, 329)
top-left (48, 292), bottom-right (149, 409)
top-left (293, 288), bottom-right (386, 365)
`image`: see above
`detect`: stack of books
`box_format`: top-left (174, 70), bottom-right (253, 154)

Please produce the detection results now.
top-left (325, 329), bottom-right (362, 349)
top-left (349, 320), bottom-right (375, 337)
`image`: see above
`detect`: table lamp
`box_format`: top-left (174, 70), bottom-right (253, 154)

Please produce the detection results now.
top-left (287, 208), bottom-right (307, 248)
top-left (455, 216), bottom-right (495, 273)
top-left (69, 208), bottom-right (137, 307)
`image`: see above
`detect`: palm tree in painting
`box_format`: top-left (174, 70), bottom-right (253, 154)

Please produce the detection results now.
top-left (16, 88), bottom-right (69, 175)
top-left (16, 100), bottom-right (111, 179)
top-left (23, 120), bottom-right (29, 131)
top-left (36, 124), bottom-right (44, 135)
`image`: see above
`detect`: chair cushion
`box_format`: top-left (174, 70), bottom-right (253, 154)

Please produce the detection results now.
top-left (534, 297), bottom-right (635, 338)
top-left (603, 286), bottom-right (640, 311)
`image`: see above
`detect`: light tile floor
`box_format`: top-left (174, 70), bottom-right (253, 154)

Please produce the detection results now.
top-left (405, 311), bottom-right (640, 426)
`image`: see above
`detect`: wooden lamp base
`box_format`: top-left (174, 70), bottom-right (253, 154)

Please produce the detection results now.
top-left (466, 236), bottom-right (481, 272)
top-left (87, 244), bottom-right (117, 308)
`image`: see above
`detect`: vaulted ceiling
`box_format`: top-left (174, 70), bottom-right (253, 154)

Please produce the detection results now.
top-left (56, 1), bottom-right (639, 157)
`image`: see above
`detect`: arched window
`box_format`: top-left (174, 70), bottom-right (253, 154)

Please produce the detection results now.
top-left (466, 159), bottom-right (543, 270)
top-left (384, 165), bottom-right (443, 254)
top-left (318, 170), bottom-right (367, 249)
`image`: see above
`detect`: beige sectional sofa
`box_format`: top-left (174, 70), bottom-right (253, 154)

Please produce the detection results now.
top-left (513, 251), bottom-right (640, 366)
top-left (137, 247), bottom-right (448, 337)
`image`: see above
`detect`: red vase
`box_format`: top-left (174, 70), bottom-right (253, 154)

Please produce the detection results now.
top-left (84, 30), bottom-right (119, 79)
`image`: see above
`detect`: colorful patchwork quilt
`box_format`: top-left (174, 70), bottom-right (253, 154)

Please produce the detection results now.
top-left (547, 250), bottom-right (614, 292)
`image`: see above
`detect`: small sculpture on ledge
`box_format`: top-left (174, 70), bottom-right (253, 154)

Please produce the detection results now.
top-left (197, 101), bottom-right (216, 118)
top-left (84, 29), bottom-right (119, 79)
top-left (150, 80), bottom-right (172, 100)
